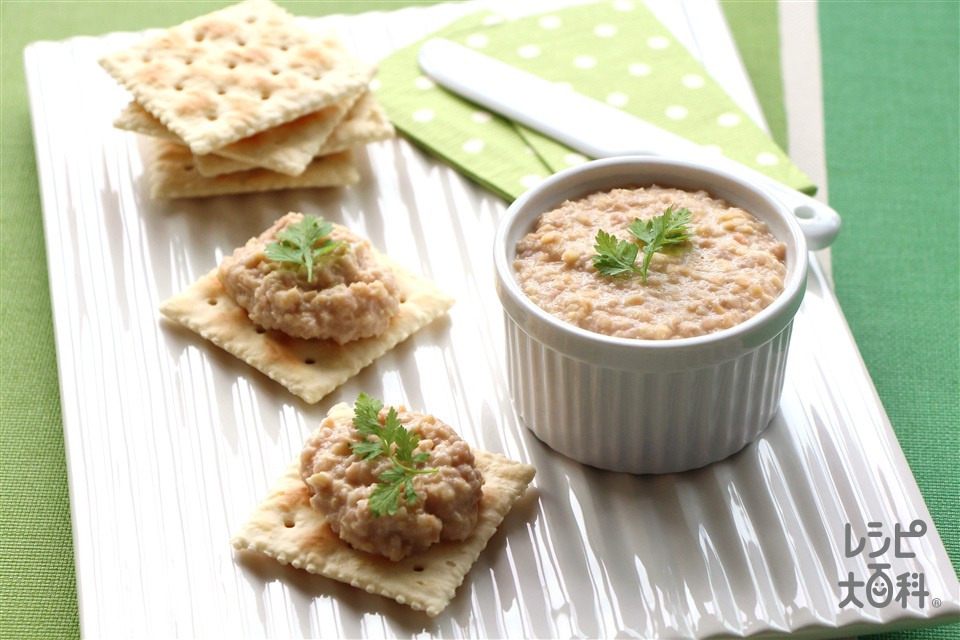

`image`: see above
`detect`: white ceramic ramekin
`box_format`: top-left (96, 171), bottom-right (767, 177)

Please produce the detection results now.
top-left (493, 156), bottom-right (840, 474)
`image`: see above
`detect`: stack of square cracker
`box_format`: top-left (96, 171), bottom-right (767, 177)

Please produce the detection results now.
top-left (99, 0), bottom-right (394, 199)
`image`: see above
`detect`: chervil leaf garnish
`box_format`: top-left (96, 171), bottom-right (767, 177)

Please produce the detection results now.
top-left (628, 204), bottom-right (694, 283)
top-left (367, 475), bottom-right (404, 518)
top-left (348, 392), bottom-right (438, 518)
top-left (263, 215), bottom-right (344, 283)
top-left (591, 229), bottom-right (642, 277)
top-left (592, 205), bottom-right (694, 283)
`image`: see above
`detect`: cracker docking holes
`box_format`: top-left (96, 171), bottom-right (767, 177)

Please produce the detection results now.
top-left (231, 401), bottom-right (537, 617)
top-left (160, 212), bottom-right (455, 404)
top-left (99, 0), bottom-right (394, 199)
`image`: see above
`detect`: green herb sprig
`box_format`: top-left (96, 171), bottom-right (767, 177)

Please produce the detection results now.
top-left (348, 392), bottom-right (438, 518)
top-left (264, 215), bottom-right (344, 283)
top-left (591, 204), bottom-right (694, 283)
top-left (591, 229), bottom-right (641, 277)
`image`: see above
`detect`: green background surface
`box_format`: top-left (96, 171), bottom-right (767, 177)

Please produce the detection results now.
top-left (1, 1), bottom-right (956, 638)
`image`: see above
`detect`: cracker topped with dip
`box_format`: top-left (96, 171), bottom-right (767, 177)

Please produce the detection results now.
top-left (160, 212), bottom-right (454, 403)
top-left (232, 396), bottom-right (537, 617)
top-left (98, 0), bottom-right (394, 198)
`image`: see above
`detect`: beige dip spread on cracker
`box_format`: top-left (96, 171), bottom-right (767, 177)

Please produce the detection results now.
top-left (300, 403), bottom-right (483, 561)
top-left (159, 213), bottom-right (454, 404)
top-left (231, 399), bottom-right (536, 616)
top-left (219, 212), bottom-right (402, 343)
top-left (514, 185), bottom-right (787, 340)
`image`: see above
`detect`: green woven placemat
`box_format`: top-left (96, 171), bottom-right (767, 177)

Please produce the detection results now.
top-left (818, 2), bottom-right (960, 638)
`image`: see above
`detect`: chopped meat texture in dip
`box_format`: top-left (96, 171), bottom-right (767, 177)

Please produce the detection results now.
top-left (218, 212), bottom-right (401, 343)
top-left (514, 186), bottom-right (787, 340)
top-left (299, 407), bottom-right (484, 561)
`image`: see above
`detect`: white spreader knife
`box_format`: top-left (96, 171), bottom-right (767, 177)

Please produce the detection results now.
top-left (418, 38), bottom-right (840, 250)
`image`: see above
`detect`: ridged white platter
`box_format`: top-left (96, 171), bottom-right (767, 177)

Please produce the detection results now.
top-left (24, 1), bottom-right (959, 638)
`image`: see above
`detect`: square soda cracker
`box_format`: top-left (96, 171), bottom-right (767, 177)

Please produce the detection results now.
top-left (147, 139), bottom-right (359, 199)
top-left (113, 100), bottom-right (181, 142)
top-left (195, 90), bottom-right (395, 176)
top-left (209, 97), bottom-right (354, 175)
top-left (116, 89), bottom-right (394, 177)
top-left (115, 98), bottom-right (353, 176)
top-left (231, 403), bottom-right (537, 617)
top-left (98, 0), bottom-right (376, 155)
top-left (159, 252), bottom-right (454, 404)
top-left (314, 90), bottom-right (395, 156)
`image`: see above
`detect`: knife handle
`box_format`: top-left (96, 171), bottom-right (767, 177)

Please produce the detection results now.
top-left (418, 38), bottom-right (698, 158)
top-left (418, 38), bottom-right (840, 250)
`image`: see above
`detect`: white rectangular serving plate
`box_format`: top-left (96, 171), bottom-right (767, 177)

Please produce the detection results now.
top-left (24, 1), bottom-right (960, 638)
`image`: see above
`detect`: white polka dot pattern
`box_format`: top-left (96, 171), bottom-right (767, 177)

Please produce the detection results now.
top-left (607, 92), bottom-right (629, 107)
top-left (756, 152), bottom-right (779, 166)
top-left (666, 105), bottom-right (689, 120)
top-left (412, 108), bottom-right (434, 123)
top-left (594, 24), bottom-right (617, 38)
top-left (462, 138), bottom-right (485, 154)
top-left (374, 2), bottom-right (813, 202)
top-left (574, 55), bottom-right (597, 69)
top-left (539, 15), bottom-right (561, 29)
top-left (718, 113), bottom-right (741, 127)
top-left (647, 36), bottom-right (670, 49)
top-left (518, 45), bottom-right (541, 59)
top-left (466, 33), bottom-right (488, 48)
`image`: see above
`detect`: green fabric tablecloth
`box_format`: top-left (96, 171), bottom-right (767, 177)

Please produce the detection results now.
top-left (1, 1), bottom-right (956, 638)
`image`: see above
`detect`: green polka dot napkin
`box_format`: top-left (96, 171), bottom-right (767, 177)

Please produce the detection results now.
top-left (375, 1), bottom-right (815, 202)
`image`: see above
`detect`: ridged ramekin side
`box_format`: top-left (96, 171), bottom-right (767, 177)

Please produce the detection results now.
top-left (504, 314), bottom-right (793, 474)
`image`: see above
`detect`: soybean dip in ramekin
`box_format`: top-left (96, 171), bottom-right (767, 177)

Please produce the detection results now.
top-left (494, 157), bottom-right (839, 474)
top-left (513, 184), bottom-right (788, 341)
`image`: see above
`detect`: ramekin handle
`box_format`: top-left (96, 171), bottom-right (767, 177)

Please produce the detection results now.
top-left (752, 177), bottom-right (842, 251)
